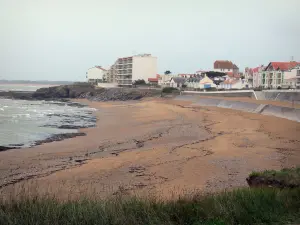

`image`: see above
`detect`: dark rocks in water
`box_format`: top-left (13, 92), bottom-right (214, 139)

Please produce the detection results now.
top-left (0, 146), bottom-right (20, 151)
top-left (0, 91), bottom-right (33, 100)
top-left (58, 125), bottom-right (95, 129)
top-left (34, 132), bottom-right (86, 146)
top-left (8, 143), bottom-right (24, 147)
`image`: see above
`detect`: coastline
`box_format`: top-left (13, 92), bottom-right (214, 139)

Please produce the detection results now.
top-left (0, 97), bottom-right (299, 199)
top-left (0, 98), bottom-right (96, 151)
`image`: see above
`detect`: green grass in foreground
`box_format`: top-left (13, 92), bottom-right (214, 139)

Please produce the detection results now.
top-left (250, 167), bottom-right (300, 187)
top-left (0, 188), bottom-right (300, 225)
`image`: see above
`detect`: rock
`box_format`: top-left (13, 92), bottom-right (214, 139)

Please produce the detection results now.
top-left (34, 133), bottom-right (86, 146)
top-left (0, 146), bottom-right (20, 151)
top-left (246, 176), bottom-right (299, 189)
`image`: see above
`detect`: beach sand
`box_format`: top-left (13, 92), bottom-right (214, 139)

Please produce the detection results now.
top-left (0, 97), bottom-right (299, 199)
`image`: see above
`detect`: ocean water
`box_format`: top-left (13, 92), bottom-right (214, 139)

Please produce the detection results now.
top-left (0, 85), bottom-right (96, 148)
top-left (0, 84), bottom-right (52, 92)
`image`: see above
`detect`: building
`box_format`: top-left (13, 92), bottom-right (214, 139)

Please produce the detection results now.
top-left (148, 74), bottom-right (160, 85)
top-left (158, 74), bottom-right (174, 87)
top-left (199, 75), bottom-right (217, 89)
top-left (281, 64), bottom-right (300, 89)
top-left (214, 60), bottom-right (239, 75)
top-left (219, 79), bottom-right (250, 89)
top-left (86, 66), bottom-right (107, 84)
top-left (170, 77), bottom-right (186, 88)
top-left (261, 61), bottom-right (300, 89)
top-left (106, 54), bottom-right (157, 86)
top-left (244, 67), bottom-right (253, 86)
top-left (252, 66), bottom-right (264, 88)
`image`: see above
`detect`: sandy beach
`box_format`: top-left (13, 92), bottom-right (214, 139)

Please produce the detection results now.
top-left (0, 97), bottom-right (299, 199)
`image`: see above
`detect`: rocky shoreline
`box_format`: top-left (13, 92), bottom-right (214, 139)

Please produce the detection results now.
top-left (1, 83), bottom-right (162, 101)
top-left (0, 93), bottom-right (97, 151)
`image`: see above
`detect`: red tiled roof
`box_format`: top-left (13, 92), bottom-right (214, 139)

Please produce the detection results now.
top-left (252, 67), bottom-right (260, 73)
top-left (148, 78), bottom-right (159, 82)
top-left (95, 66), bottom-right (107, 71)
top-left (214, 60), bottom-right (238, 70)
top-left (267, 62), bottom-right (300, 71)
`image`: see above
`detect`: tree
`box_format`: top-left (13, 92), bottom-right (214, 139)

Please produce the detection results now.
top-left (133, 79), bottom-right (146, 85)
top-left (164, 70), bottom-right (172, 75)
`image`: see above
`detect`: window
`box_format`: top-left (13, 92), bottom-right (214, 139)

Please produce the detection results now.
top-left (297, 70), bottom-right (300, 76)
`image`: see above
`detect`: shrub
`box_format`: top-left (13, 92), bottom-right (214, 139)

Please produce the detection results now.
top-left (162, 87), bottom-right (179, 93)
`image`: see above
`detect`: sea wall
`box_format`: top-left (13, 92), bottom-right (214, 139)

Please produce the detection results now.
top-left (182, 90), bottom-right (255, 98)
top-left (175, 95), bottom-right (300, 122)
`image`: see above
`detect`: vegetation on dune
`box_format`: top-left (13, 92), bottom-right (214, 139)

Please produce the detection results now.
top-left (247, 167), bottom-right (300, 188)
top-left (162, 87), bottom-right (180, 93)
top-left (0, 188), bottom-right (300, 225)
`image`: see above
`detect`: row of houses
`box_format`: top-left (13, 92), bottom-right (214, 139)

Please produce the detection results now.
top-left (244, 62), bottom-right (300, 89)
top-left (86, 57), bottom-right (300, 90)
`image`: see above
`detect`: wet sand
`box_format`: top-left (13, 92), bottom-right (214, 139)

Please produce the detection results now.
top-left (0, 98), bottom-right (299, 199)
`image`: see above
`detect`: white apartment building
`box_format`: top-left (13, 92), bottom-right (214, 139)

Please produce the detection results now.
top-left (86, 66), bottom-right (107, 83)
top-left (107, 54), bottom-right (157, 86)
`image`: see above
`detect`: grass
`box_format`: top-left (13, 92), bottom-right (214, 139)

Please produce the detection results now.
top-left (0, 188), bottom-right (300, 225)
top-left (249, 167), bottom-right (300, 187)
top-left (162, 87), bottom-right (180, 93)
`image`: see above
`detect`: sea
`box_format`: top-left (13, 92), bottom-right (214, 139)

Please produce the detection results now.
top-left (0, 84), bottom-right (96, 148)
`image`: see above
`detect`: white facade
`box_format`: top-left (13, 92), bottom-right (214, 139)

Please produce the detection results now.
top-left (158, 74), bottom-right (173, 87)
top-left (220, 79), bottom-right (251, 90)
top-left (132, 55), bottom-right (157, 83)
top-left (86, 67), bottom-right (106, 83)
top-left (214, 68), bottom-right (233, 73)
top-left (113, 54), bottom-right (157, 86)
top-left (282, 66), bottom-right (300, 88)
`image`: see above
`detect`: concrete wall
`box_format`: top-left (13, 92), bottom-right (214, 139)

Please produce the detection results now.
top-left (183, 90), bottom-right (255, 98)
top-left (132, 56), bottom-right (157, 83)
top-left (175, 95), bottom-right (300, 122)
top-left (262, 91), bottom-right (300, 104)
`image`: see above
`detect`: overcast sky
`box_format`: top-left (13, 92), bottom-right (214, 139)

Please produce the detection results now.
top-left (0, 0), bottom-right (299, 81)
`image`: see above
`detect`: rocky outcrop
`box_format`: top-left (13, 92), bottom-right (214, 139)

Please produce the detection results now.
top-left (32, 83), bottom-right (97, 99)
top-left (80, 88), bottom-right (161, 101)
top-left (1, 83), bottom-right (161, 101)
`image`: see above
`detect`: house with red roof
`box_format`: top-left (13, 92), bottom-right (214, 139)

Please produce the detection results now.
top-left (213, 60), bottom-right (239, 75)
top-left (244, 65), bottom-right (265, 88)
top-left (261, 61), bottom-right (300, 89)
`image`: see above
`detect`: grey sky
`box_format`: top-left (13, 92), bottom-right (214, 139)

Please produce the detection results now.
top-left (1, 0), bottom-right (300, 81)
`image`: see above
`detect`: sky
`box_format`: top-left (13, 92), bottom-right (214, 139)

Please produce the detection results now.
top-left (0, 0), bottom-right (300, 81)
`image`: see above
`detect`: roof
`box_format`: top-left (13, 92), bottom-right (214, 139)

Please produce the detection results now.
top-left (265, 61), bottom-right (300, 71)
top-left (214, 60), bottom-right (238, 70)
top-left (252, 67), bottom-right (260, 73)
top-left (199, 76), bottom-right (214, 84)
top-left (171, 77), bottom-right (186, 84)
top-left (148, 78), bottom-right (159, 82)
top-left (95, 66), bottom-right (107, 71)
top-left (221, 79), bottom-right (240, 85)
top-left (187, 77), bottom-right (202, 82)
